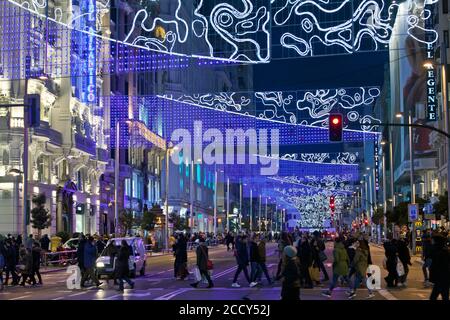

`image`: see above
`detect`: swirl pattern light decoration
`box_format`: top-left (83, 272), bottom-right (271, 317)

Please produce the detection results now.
top-left (161, 87), bottom-right (381, 132)
top-left (281, 152), bottom-right (359, 164)
top-left (7, 0), bottom-right (438, 63)
top-left (269, 174), bottom-right (355, 193)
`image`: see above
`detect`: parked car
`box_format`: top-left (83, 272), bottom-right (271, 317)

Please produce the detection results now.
top-left (62, 238), bottom-right (80, 250)
top-left (95, 237), bottom-right (146, 279)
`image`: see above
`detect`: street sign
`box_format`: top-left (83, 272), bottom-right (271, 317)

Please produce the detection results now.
top-left (408, 204), bottom-right (419, 222)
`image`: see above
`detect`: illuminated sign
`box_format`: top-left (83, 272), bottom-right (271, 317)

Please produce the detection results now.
top-left (82, 0), bottom-right (97, 104)
top-left (374, 142), bottom-right (379, 191)
top-left (425, 1), bottom-right (437, 121)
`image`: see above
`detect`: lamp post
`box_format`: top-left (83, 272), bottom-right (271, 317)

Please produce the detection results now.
top-left (239, 182), bottom-right (242, 232)
top-left (381, 140), bottom-right (388, 241)
top-left (213, 170), bottom-right (217, 236)
top-left (164, 142), bottom-right (177, 253)
top-left (258, 194), bottom-right (262, 233)
top-left (249, 189), bottom-right (253, 232)
top-left (226, 177), bottom-right (230, 232)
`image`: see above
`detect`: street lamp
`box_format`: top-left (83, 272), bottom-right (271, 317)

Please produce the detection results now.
top-left (165, 142), bottom-right (178, 252)
top-left (114, 119), bottom-right (132, 235)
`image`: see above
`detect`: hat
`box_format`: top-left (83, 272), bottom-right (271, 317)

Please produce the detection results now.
top-left (283, 245), bottom-right (297, 258)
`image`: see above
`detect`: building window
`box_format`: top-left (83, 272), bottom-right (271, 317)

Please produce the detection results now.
top-left (444, 0), bottom-right (449, 14)
top-left (444, 30), bottom-right (449, 48)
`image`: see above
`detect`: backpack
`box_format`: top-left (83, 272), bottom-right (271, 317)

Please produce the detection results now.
top-left (0, 253), bottom-right (5, 269)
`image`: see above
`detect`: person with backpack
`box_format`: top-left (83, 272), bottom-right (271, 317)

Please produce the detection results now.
top-left (190, 237), bottom-right (213, 288)
top-left (311, 231), bottom-right (329, 282)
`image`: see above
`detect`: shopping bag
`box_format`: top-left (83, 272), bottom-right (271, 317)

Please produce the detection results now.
top-left (193, 266), bottom-right (202, 282)
top-left (308, 266), bottom-right (320, 282)
top-left (396, 261), bottom-right (405, 277)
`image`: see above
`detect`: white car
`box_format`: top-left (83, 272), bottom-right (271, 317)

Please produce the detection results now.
top-left (95, 237), bottom-right (146, 278)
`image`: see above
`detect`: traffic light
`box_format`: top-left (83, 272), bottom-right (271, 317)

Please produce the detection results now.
top-left (329, 114), bottom-right (343, 142)
top-left (24, 94), bottom-right (40, 127)
top-left (330, 195), bottom-right (335, 217)
top-left (364, 218), bottom-right (369, 225)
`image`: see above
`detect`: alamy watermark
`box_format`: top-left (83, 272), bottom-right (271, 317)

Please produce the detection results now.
top-left (169, 121), bottom-right (280, 176)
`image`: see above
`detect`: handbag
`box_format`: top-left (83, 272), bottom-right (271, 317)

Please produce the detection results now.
top-left (193, 266), bottom-right (202, 282)
top-left (308, 266), bottom-right (320, 282)
top-left (207, 259), bottom-right (214, 270)
top-left (396, 261), bottom-right (405, 277)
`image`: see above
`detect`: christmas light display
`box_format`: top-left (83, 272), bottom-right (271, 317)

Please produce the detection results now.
top-left (281, 152), bottom-right (359, 164)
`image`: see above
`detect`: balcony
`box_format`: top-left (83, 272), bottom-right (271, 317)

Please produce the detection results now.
top-left (32, 121), bottom-right (63, 146)
top-left (394, 157), bottom-right (438, 183)
top-left (74, 133), bottom-right (96, 155)
top-left (96, 148), bottom-right (110, 163)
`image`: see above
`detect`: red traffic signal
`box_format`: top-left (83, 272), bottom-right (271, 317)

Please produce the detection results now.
top-left (364, 218), bottom-right (369, 225)
top-left (329, 114), bottom-right (343, 142)
top-left (330, 195), bottom-right (335, 211)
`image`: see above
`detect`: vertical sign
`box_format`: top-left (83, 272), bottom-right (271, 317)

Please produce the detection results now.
top-left (425, 1), bottom-right (437, 121)
top-left (85, 0), bottom-right (97, 105)
top-left (374, 141), bottom-right (380, 191)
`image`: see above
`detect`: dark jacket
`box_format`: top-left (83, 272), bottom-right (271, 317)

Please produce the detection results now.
top-left (297, 239), bottom-right (312, 267)
top-left (5, 245), bottom-right (17, 267)
top-left (249, 241), bottom-right (259, 263)
top-left (257, 240), bottom-right (267, 263)
top-left (116, 245), bottom-right (131, 277)
top-left (40, 236), bottom-right (50, 251)
top-left (32, 246), bottom-right (41, 269)
top-left (397, 239), bottom-right (412, 266)
top-left (175, 237), bottom-right (188, 263)
top-left (83, 242), bottom-right (97, 269)
top-left (235, 239), bottom-right (249, 266)
top-left (281, 257), bottom-right (301, 288)
top-left (77, 238), bottom-right (86, 267)
top-left (20, 249), bottom-right (33, 274)
top-left (429, 240), bottom-right (450, 285)
top-left (384, 240), bottom-right (398, 269)
top-left (196, 243), bottom-right (209, 271)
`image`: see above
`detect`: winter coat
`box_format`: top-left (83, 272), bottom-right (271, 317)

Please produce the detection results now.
top-left (430, 243), bottom-right (450, 285)
top-left (20, 250), bottom-right (33, 274)
top-left (32, 247), bottom-right (41, 269)
top-left (83, 242), bottom-right (97, 269)
top-left (196, 243), bottom-right (209, 272)
top-left (257, 240), bottom-right (267, 263)
top-left (297, 240), bottom-right (312, 267)
top-left (397, 240), bottom-right (412, 266)
top-left (5, 245), bottom-right (17, 267)
top-left (235, 239), bottom-right (249, 266)
top-left (384, 240), bottom-right (398, 270)
top-left (249, 241), bottom-right (259, 263)
top-left (281, 257), bottom-right (302, 289)
top-left (332, 242), bottom-right (350, 276)
top-left (40, 236), bottom-right (50, 251)
top-left (353, 247), bottom-right (369, 277)
top-left (175, 237), bottom-right (188, 263)
top-left (77, 239), bottom-right (86, 266)
top-left (422, 238), bottom-right (432, 259)
top-left (116, 245), bottom-right (131, 277)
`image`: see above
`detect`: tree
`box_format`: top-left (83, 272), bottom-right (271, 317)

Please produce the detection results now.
top-left (433, 192), bottom-right (448, 218)
top-left (387, 202), bottom-right (408, 226)
top-left (141, 205), bottom-right (156, 232)
top-left (171, 213), bottom-right (189, 231)
top-left (372, 207), bottom-right (385, 225)
top-left (30, 193), bottom-right (51, 239)
top-left (119, 209), bottom-right (135, 236)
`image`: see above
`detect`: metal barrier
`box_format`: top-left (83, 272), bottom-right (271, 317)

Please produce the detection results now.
top-left (41, 250), bottom-right (78, 267)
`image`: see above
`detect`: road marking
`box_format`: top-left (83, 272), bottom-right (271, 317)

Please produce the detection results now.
top-left (9, 295), bottom-right (31, 300)
top-left (155, 288), bottom-right (191, 300)
top-left (378, 289), bottom-right (398, 300)
top-left (68, 292), bottom-right (88, 297)
top-left (52, 297), bottom-right (65, 300)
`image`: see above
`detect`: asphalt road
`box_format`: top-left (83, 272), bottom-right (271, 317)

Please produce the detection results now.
top-left (0, 242), bottom-right (435, 300)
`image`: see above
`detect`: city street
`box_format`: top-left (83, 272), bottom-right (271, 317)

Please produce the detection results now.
top-left (0, 243), bottom-right (435, 301)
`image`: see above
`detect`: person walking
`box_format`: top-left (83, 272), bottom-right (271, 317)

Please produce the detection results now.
top-left (280, 245), bottom-right (302, 300)
top-left (397, 236), bottom-right (412, 287)
top-left (232, 235), bottom-right (251, 287)
top-left (31, 242), bottom-right (43, 285)
top-left (174, 233), bottom-right (188, 280)
top-left (190, 238), bottom-right (213, 288)
top-left (322, 236), bottom-right (351, 298)
top-left (275, 232), bottom-right (293, 279)
top-left (39, 234), bottom-right (50, 252)
top-left (77, 234), bottom-right (87, 281)
top-left (348, 240), bottom-right (375, 299)
top-left (383, 235), bottom-right (398, 288)
top-left (25, 235), bottom-right (34, 251)
top-left (297, 234), bottom-right (313, 288)
top-left (256, 235), bottom-right (273, 285)
top-left (80, 236), bottom-right (102, 288)
top-left (422, 231), bottom-right (433, 286)
top-left (3, 239), bottom-right (19, 286)
top-left (429, 234), bottom-right (450, 301)
top-left (115, 240), bottom-right (135, 292)
top-left (311, 231), bottom-right (329, 282)
top-left (19, 247), bottom-right (35, 286)
top-left (0, 241), bottom-right (5, 291)
top-left (249, 235), bottom-right (260, 287)
top-left (225, 232), bottom-right (234, 251)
